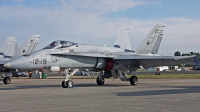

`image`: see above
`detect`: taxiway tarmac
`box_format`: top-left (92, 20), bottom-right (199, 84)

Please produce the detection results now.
top-left (0, 78), bottom-right (200, 112)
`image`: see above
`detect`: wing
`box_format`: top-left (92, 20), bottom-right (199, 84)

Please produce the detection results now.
top-left (114, 55), bottom-right (195, 69)
top-left (50, 52), bottom-right (136, 58)
top-left (50, 52), bottom-right (195, 69)
top-left (50, 52), bottom-right (117, 58)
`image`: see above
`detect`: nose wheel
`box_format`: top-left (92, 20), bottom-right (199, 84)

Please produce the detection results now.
top-left (61, 68), bottom-right (79, 88)
top-left (3, 77), bottom-right (11, 84)
top-left (62, 80), bottom-right (73, 88)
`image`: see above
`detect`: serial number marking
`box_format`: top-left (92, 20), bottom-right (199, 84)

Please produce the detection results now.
top-left (33, 59), bottom-right (47, 64)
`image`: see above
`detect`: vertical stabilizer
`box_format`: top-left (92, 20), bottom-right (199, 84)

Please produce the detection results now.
top-left (1, 37), bottom-right (18, 57)
top-left (135, 23), bottom-right (165, 54)
top-left (14, 35), bottom-right (40, 57)
top-left (114, 27), bottom-right (131, 50)
top-left (190, 52), bottom-right (200, 64)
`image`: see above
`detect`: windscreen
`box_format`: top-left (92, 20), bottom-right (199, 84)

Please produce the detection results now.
top-left (43, 40), bottom-right (77, 49)
top-left (43, 41), bottom-right (60, 49)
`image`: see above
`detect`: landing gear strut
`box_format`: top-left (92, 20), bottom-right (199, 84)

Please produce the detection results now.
top-left (117, 70), bottom-right (139, 86)
top-left (95, 70), bottom-right (139, 86)
top-left (62, 69), bottom-right (79, 88)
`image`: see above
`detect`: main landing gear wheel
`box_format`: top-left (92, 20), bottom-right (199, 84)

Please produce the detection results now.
top-left (62, 80), bottom-right (73, 88)
top-left (96, 76), bottom-right (104, 85)
top-left (130, 76), bottom-right (138, 86)
top-left (3, 77), bottom-right (11, 84)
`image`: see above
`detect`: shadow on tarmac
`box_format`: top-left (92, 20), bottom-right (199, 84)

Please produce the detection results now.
top-left (0, 83), bottom-right (130, 90)
top-left (0, 85), bottom-right (61, 90)
top-left (116, 86), bottom-right (200, 96)
top-left (74, 83), bottom-right (129, 87)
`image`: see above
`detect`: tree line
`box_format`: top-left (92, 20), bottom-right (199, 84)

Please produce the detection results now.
top-left (174, 51), bottom-right (200, 61)
top-left (174, 51), bottom-right (200, 66)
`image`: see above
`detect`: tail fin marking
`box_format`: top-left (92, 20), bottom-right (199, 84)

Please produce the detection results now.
top-left (14, 35), bottom-right (40, 57)
top-left (135, 23), bottom-right (165, 54)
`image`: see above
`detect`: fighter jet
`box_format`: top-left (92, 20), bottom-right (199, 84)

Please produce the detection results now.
top-left (4, 23), bottom-right (195, 88)
top-left (0, 35), bottom-right (40, 84)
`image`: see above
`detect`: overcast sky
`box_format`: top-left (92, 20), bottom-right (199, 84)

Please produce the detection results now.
top-left (0, 0), bottom-right (200, 55)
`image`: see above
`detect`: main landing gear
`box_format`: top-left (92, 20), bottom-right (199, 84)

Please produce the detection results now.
top-left (96, 70), bottom-right (138, 86)
top-left (96, 71), bottom-right (104, 85)
top-left (62, 69), bottom-right (79, 88)
top-left (129, 76), bottom-right (138, 85)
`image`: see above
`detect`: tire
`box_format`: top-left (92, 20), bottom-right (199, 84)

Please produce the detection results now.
top-left (130, 76), bottom-right (138, 86)
top-left (96, 76), bottom-right (104, 85)
top-left (62, 81), bottom-right (68, 88)
top-left (3, 77), bottom-right (11, 84)
top-left (61, 80), bottom-right (73, 88)
top-left (67, 80), bottom-right (73, 88)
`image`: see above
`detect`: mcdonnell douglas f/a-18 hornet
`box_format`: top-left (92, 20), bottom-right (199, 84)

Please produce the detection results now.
top-left (4, 23), bottom-right (195, 88)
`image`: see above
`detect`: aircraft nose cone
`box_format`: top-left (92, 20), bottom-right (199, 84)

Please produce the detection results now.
top-left (4, 56), bottom-right (29, 70)
top-left (4, 62), bottom-right (11, 68)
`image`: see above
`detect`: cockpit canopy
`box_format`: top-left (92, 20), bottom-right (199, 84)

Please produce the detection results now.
top-left (43, 40), bottom-right (77, 49)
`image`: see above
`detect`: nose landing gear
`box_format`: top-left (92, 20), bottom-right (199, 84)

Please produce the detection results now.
top-left (62, 69), bottom-right (79, 88)
top-left (3, 77), bottom-right (11, 84)
top-left (62, 80), bottom-right (73, 88)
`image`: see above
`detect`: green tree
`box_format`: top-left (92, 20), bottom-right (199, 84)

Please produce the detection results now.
top-left (174, 51), bottom-right (181, 56)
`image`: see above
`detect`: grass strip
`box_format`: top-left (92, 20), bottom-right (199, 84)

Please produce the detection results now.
top-left (134, 74), bottom-right (200, 79)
